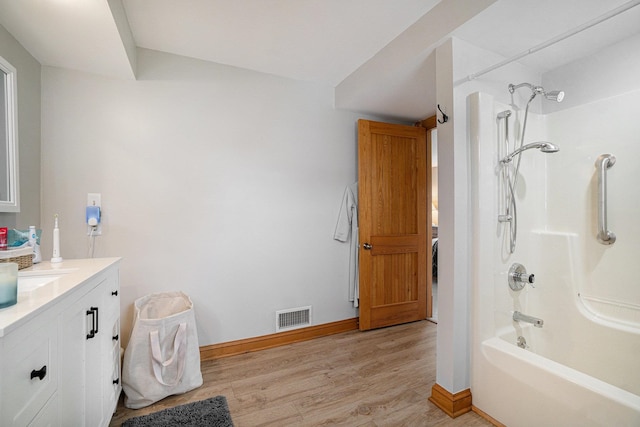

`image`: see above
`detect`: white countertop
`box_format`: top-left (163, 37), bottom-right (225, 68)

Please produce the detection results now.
top-left (0, 257), bottom-right (121, 337)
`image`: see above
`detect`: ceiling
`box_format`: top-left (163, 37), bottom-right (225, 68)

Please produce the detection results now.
top-left (0, 0), bottom-right (639, 121)
top-left (123, 0), bottom-right (441, 86)
top-left (0, 0), bottom-right (442, 83)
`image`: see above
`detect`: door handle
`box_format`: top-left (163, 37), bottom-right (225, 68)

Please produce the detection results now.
top-left (363, 243), bottom-right (372, 250)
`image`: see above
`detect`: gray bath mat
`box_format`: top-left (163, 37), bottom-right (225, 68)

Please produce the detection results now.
top-left (122, 395), bottom-right (233, 427)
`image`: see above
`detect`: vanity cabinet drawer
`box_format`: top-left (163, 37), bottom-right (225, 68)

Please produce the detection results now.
top-left (1, 317), bottom-right (58, 426)
top-left (105, 318), bottom-right (121, 414)
top-left (107, 338), bottom-right (121, 410)
top-left (103, 273), bottom-right (120, 323)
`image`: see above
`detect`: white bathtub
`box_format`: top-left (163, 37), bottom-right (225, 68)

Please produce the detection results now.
top-left (479, 335), bottom-right (640, 426)
top-left (472, 231), bottom-right (640, 426)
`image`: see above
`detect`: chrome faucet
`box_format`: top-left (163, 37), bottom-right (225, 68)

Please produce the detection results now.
top-left (513, 311), bottom-right (544, 328)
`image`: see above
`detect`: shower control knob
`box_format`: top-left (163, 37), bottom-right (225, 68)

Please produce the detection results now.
top-left (508, 263), bottom-right (535, 291)
top-left (519, 273), bottom-right (535, 284)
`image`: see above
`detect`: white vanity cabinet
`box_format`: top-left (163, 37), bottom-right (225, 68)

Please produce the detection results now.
top-left (0, 258), bottom-right (121, 427)
top-left (59, 268), bottom-right (121, 427)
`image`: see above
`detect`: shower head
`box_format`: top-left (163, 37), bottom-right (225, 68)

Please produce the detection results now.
top-left (544, 90), bottom-right (565, 102)
top-left (501, 141), bottom-right (560, 163)
top-left (509, 83), bottom-right (564, 103)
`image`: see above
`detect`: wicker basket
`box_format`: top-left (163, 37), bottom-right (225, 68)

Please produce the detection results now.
top-left (0, 246), bottom-right (34, 270)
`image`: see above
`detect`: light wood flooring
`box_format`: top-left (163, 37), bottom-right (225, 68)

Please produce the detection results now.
top-left (109, 320), bottom-right (494, 426)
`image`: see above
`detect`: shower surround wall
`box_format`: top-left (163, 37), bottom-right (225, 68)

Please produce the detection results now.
top-left (546, 90), bottom-right (640, 327)
top-left (468, 33), bottom-right (640, 426)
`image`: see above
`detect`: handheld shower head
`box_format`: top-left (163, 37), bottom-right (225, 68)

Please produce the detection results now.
top-left (539, 142), bottom-right (560, 153)
top-left (501, 141), bottom-right (560, 163)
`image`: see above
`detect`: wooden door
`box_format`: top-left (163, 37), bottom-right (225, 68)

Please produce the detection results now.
top-left (358, 119), bottom-right (431, 330)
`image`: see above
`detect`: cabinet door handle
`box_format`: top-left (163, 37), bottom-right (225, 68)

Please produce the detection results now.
top-left (111, 290), bottom-right (118, 296)
top-left (93, 306), bottom-right (99, 334)
top-left (86, 309), bottom-right (95, 339)
top-left (86, 306), bottom-right (99, 339)
top-left (113, 378), bottom-right (120, 385)
top-left (112, 334), bottom-right (119, 341)
top-left (30, 365), bottom-right (47, 381)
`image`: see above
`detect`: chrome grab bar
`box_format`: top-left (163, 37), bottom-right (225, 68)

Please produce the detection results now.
top-left (595, 154), bottom-right (616, 245)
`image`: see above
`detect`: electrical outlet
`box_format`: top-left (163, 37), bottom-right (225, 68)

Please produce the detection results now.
top-left (87, 193), bottom-right (101, 208)
top-left (87, 193), bottom-right (102, 236)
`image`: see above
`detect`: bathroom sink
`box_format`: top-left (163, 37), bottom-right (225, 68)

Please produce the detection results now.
top-left (16, 266), bottom-right (79, 293)
top-left (18, 275), bottom-right (63, 293)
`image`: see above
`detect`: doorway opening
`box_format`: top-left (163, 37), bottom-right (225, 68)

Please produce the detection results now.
top-left (429, 127), bottom-right (438, 322)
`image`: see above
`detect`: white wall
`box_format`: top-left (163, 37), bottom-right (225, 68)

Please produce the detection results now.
top-left (41, 48), bottom-right (380, 347)
top-left (0, 23), bottom-right (41, 228)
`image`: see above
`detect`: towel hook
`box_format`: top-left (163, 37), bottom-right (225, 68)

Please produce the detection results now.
top-left (437, 104), bottom-right (449, 124)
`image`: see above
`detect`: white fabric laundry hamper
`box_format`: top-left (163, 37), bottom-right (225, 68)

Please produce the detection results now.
top-left (122, 291), bottom-right (203, 409)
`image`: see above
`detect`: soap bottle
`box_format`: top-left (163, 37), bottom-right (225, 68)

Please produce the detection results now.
top-left (29, 225), bottom-right (42, 264)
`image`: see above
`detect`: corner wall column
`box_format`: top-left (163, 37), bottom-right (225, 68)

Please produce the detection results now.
top-left (429, 38), bottom-right (472, 417)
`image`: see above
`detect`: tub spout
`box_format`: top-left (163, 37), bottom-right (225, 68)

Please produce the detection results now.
top-left (513, 311), bottom-right (544, 328)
